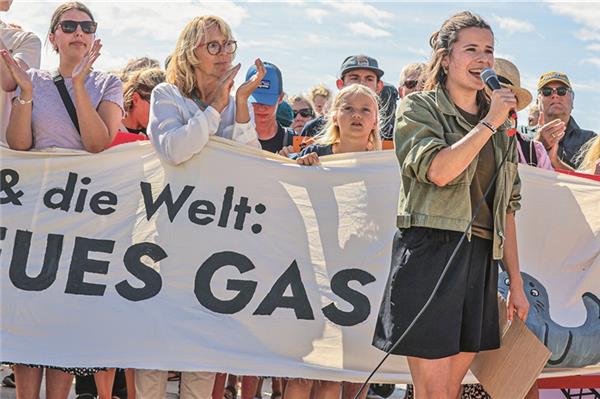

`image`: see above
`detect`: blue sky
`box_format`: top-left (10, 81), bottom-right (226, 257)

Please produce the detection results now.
top-left (4, 1), bottom-right (600, 130)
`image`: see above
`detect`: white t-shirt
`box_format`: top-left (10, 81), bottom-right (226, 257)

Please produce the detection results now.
top-left (0, 20), bottom-right (41, 145)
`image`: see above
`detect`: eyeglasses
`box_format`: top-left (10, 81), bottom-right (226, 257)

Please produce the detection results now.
top-left (198, 40), bottom-right (237, 55)
top-left (540, 87), bottom-right (571, 97)
top-left (293, 109), bottom-right (314, 118)
top-left (403, 80), bottom-right (420, 89)
top-left (55, 20), bottom-right (97, 34)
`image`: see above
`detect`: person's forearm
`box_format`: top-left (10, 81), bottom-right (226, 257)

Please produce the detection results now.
top-left (6, 92), bottom-right (33, 150)
top-left (72, 82), bottom-right (110, 153)
top-left (235, 98), bottom-right (250, 124)
top-left (503, 212), bottom-right (523, 289)
top-left (427, 123), bottom-right (493, 186)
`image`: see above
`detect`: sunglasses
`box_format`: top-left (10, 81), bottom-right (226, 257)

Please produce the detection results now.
top-left (56, 20), bottom-right (97, 34)
top-left (540, 87), bottom-right (570, 97)
top-left (293, 108), bottom-right (314, 118)
top-left (403, 80), bottom-right (420, 89)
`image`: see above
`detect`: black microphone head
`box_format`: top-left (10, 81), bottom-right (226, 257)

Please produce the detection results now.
top-left (480, 68), bottom-right (502, 90)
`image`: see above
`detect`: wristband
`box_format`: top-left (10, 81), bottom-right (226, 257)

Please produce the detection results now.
top-left (15, 95), bottom-right (33, 105)
top-left (479, 120), bottom-right (497, 134)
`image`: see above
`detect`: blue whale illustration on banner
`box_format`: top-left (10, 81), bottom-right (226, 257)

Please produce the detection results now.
top-left (498, 271), bottom-right (600, 368)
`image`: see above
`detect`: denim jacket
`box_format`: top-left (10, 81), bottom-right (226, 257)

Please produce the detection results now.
top-left (395, 86), bottom-right (521, 260)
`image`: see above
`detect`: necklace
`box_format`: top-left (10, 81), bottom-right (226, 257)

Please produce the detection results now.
top-left (190, 90), bottom-right (209, 111)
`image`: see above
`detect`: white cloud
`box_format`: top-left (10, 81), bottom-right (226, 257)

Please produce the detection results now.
top-left (347, 22), bottom-right (391, 38)
top-left (305, 8), bottom-right (329, 24)
top-left (326, 1), bottom-right (394, 27)
top-left (491, 15), bottom-right (534, 34)
top-left (581, 58), bottom-right (600, 69)
top-left (576, 29), bottom-right (600, 42)
top-left (547, 2), bottom-right (600, 30)
top-left (586, 43), bottom-right (600, 51)
top-left (407, 47), bottom-right (429, 58)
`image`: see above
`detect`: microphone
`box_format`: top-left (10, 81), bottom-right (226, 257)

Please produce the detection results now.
top-left (480, 67), bottom-right (518, 136)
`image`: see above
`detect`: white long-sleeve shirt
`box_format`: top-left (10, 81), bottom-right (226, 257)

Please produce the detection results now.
top-left (148, 82), bottom-right (260, 165)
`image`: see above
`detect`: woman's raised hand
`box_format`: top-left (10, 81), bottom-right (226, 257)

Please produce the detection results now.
top-left (0, 49), bottom-right (32, 94)
top-left (72, 39), bottom-right (102, 86)
top-left (236, 58), bottom-right (266, 103)
top-left (209, 63), bottom-right (241, 113)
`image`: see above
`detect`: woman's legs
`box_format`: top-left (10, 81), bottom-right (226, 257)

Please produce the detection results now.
top-left (342, 382), bottom-right (368, 399)
top-left (313, 381), bottom-right (340, 399)
top-left (212, 372), bottom-right (227, 399)
top-left (125, 368), bottom-right (136, 399)
top-left (283, 379), bottom-right (313, 399)
top-left (241, 376), bottom-right (260, 399)
top-left (408, 352), bottom-right (475, 399)
top-left (45, 368), bottom-right (74, 399)
top-left (14, 365), bottom-right (43, 399)
top-left (94, 368), bottom-right (116, 399)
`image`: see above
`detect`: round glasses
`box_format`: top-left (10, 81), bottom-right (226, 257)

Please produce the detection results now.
top-left (198, 40), bottom-right (237, 56)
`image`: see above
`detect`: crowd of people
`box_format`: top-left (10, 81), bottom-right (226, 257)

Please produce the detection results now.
top-left (1, 1), bottom-right (599, 399)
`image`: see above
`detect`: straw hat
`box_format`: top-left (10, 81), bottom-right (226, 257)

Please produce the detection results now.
top-left (493, 58), bottom-right (532, 111)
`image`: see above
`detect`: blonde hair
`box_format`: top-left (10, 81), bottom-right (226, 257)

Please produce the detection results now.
top-left (308, 84), bottom-right (332, 102)
top-left (423, 11), bottom-right (493, 118)
top-left (315, 85), bottom-right (382, 151)
top-left (288, 94), bottom-right (315, 113)
top-left (399, 63), bottom-right (426, 86)
top-left (118, 57), bottom-right (160, 82)
top-left (166, 15), bottom-right (233, 99)
top-left (577, 135), bottom-right (600, 173)
top-left (122, 68), bottom-right (165, 112)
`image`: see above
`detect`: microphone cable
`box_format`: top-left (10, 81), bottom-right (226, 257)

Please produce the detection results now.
top-left (353, 133), bottom-right (517, 399)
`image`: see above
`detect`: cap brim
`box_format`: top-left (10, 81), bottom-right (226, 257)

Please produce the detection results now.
top-left (500, 83), bottom-right (532, 112)
top-left (250, 93), bottom-right (279, 106)
top-left (341, 66), bottom-right (384, 79)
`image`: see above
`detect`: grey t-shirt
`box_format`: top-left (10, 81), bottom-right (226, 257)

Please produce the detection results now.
top-left (18, 69), bottom-right (123, 150)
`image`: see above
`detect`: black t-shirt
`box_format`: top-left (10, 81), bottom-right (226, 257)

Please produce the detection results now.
top-left (259, 123), bottom-right (296, 153)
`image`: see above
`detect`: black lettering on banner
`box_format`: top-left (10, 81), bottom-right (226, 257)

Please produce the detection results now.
top-left (116, 243), bottom-right (166, 301)
top-left (188, 200), bottom-right (216, 225)
top-left (254, 260), bottom-right (314, 320)
top-left (322, 268), bottom-right (376, 326)
top-left (194, 251), bottom-right (257, 314)
top-left (43, 172), bottom-right (78, 211)
top-left (9, 230), bottom-right (63, 291)
top-left (217, 186), bottom-right (234, 228)
top-left (140, 182), bottom-right (195, 222)
top-left (89, 192), bottom-right (118, 215)
top-left (0, 168), bottom-right (24, 205)
top-left (64, 237), bottom-right (115, 296)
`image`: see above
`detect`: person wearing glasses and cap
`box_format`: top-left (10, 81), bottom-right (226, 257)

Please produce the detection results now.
top-left (535, 71), bottom-right (597, 170)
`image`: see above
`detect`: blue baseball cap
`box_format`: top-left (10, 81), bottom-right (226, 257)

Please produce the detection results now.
top-left (245, 62), bottom-right (283, 106)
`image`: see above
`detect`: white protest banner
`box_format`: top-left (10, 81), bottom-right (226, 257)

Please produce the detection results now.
top-left (1, 139), bottom-right (599, 382)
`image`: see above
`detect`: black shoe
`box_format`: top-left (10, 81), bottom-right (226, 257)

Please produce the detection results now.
top-left (2, 373), bottom-right (15, 388)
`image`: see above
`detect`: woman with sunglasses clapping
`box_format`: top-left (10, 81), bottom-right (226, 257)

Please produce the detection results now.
top-left (1, 3), bottom-right (124, 398)
top-left (2, 1), bottom-right (123, 153)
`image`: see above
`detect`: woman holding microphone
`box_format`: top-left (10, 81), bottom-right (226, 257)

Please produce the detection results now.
top-left (372, 11), bottom-right (529, 399)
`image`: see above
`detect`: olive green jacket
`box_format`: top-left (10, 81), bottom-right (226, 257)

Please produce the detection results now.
top-left (395, 86), bottom-right (521, 260)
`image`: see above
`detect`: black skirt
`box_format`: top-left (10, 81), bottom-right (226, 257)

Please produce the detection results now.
top-left (372, 227), bottom-right (500, 359)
